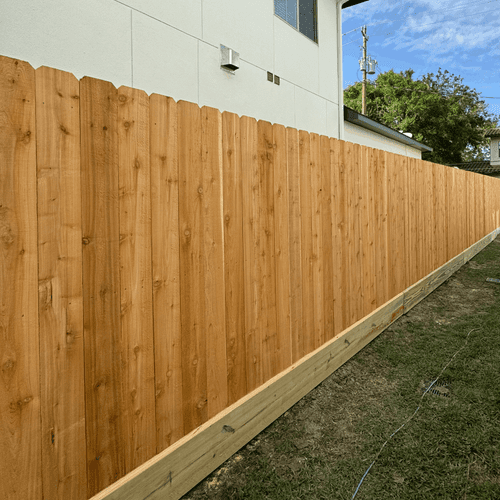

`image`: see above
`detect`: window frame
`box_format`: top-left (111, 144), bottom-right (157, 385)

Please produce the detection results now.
top-left (274, 0), bottom-right (319, 44)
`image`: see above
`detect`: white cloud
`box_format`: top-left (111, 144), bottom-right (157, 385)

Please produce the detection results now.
top-left (344, 0), bottom-right (500, 56)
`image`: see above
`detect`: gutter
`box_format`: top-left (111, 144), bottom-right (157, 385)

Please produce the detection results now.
top-left (344, 106), bottom-right (433, 152)
top-left (336, 0), bottom-right (351, 140)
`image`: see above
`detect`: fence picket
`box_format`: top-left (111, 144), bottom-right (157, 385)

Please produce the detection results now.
top-left (36, 65), bottom-right (87, 500)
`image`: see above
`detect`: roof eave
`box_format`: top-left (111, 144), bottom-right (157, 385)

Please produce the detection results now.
top-left (344, 106), bottom-right (433, 153)
top-left (342, 0), bottom-right (370, 9)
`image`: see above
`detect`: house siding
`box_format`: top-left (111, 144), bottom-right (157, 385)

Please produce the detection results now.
top-left (1, 0), bottom-right (343, 138)
top-left (344, 121), bottom-right (423, 159)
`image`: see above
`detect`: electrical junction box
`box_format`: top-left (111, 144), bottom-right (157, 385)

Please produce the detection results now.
top-left (220, 45), bottom-right (240, 71)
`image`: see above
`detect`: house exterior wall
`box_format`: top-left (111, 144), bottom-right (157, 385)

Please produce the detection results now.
top-left (0, 0), bottom-right (345, 138)
top-left (490, 137), bottom-right (500, 166)
top-left (344, 121), bottom-right (422, 159)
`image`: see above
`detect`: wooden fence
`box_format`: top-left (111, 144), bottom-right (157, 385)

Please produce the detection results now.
top-left (1, 54), bottom-right (500, 500)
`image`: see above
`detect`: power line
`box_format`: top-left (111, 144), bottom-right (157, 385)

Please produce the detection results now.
top-left (342, 0), bottom-right (499, 35)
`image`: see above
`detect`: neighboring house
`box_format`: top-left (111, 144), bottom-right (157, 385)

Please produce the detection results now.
top-left (343, 106), bottom-right (433, 159)
top-left (448, 129), bottom-right (500, 179)
top-left (1, 0), bottom-right (430, 159)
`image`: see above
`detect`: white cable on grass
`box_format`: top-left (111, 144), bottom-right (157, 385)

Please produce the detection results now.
top-left (351, 328), bottom-right (478, 499)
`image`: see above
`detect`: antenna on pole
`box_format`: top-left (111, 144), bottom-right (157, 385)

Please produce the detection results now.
top-left (359, 26), bottom-right (377, 115)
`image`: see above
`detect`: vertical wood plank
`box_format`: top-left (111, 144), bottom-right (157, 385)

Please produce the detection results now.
top-left (287, 128), bottom-right (303, 363)
top-left (241, 116), bottom-right (261, 391)
top-left (423, 161), bottom-right (434, 277)
top-left (374, 148), bottom-right (388, 305)
top-left (408, 157), bottom-right (419, 286)
top-left (36, 65), bottom-right (86, 500)
top-left (386, 152), bottom-right (405, 299)
top-left (178, 100), bottom-right (208, 434)
top-left (330, 138), bottom-right (345, 335)
top-left (80, 76), bottom-right (124, 496)
top-left (447, 167), bottom-right (456, 259)
top-left (416, 159), bottom-right (425, 280)
top-left (0, 56), bottom-right (41, 500)
top-left (116, 86), bottom-right (156, 472)
top-left (299, 130), bottom-right (315, 355)
top-left (150, 95), bottom-right (183, 451)
top-left (469, 172), bottom-right (476, 247)
top-left (256, 120), bottom-right (278, 382)
top-left (455, 169), bottom-right (466, 253)
top-left (477, 175), bottom-right (485, 241)
top-left (348, 143), bottom-right (363, 325)
top-left (222, 111), bottom-right (247, 405)
top-left (273, 124), bottom-right (292, 370)
top-left (360, 146), bottom-right (376, 315)
top-left (200, 106), bottom-right (227, 418)
top-left (338, 141), bottom-right (352, 326)
top-left (310, 133), bottom-right (324, 349)
top-left (321, 136), bottom-right (335, 341)
top-left (403, 153), bottom-right (411, 290)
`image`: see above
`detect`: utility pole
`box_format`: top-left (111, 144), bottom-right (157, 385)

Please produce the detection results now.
top-left (359, 27), bottom-right (377, 115)
top-left (361, 26), bottom-right (368, 115)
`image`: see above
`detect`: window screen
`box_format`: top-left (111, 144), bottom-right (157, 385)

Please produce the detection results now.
top-left (274, 0), bottom-right (317, 43)
top-left (274, 0), bottom-right (298, 28)
top-left (299, 0), bottom-right (317, 42)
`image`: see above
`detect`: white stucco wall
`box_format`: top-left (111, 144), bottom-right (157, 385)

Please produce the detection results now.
top-left (344, 121), bottom-right (422, 159)
top-left (490, 137), bottom-right (500, 166)
top-left (0, 0), bottom-right (344, 138)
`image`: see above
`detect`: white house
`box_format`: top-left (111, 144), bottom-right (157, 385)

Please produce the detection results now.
top-left (0, 0), bottom-right (430, 157)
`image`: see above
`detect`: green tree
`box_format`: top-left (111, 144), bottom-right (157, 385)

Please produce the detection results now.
top-left (344, 69), bottom-right (499, 165)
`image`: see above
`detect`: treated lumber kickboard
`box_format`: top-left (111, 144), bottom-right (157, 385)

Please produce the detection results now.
top-left (403, 229), bottom-right (498, 314)
top-left (90, 293), bottom-right (405, 500)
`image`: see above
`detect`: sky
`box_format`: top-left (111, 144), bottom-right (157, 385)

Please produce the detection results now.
top-left (341, 0), bottom-right (500, 120)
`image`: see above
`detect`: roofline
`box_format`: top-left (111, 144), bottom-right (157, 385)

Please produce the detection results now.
top-left (343, 106), bottom-right (433, 152)
top-left (484, 130), bottom-right (500, 137)
top-left (342, 0), bottom-right (370, 8)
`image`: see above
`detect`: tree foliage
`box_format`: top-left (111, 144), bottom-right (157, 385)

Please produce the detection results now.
top-left (344, 69), bottom-right (499, 165)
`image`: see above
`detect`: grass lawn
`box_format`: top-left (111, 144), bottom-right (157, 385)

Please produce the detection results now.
top-left (183, 236), bottom-right (500, 500)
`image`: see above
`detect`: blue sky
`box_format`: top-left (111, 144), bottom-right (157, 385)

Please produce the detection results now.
top-left (341, 0), bottom-right (500, 120)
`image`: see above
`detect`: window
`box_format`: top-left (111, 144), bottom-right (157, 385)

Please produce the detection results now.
top-left (274, 0), bottom-right (318, 43)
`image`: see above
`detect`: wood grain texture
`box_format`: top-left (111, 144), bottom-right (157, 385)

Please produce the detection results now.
top-left (222, 111), bottom-right (247, 406)
top-left (433, 163), bottom-right (447, 270)
top-left (406, 157), bottom-right (418, 286)
top-left (241, 116), bottom-right (262, 391)
top-left (80, 76), bottom-right (124, 497)
top-left (273, 124), bottom-right (292, 370)
top-left (309, 133), bottom-right (324, 350)
top-left (348, 143), bottom-right (363, 325)
top-left (299, 130), bottom-right (316, 356)
top-left (373, 148), bottom-right (388, 306)
top-left (178, 100), bottom-right (208, 434)
top-left (330, 138), bottom-right (344, 335)
top-left (360, 146), bottom-right (377, 316)
top-left (336, 140), bottom-right (351, 329)
top-left (150, 95), bottom-right (184, 452)
top-left (286, 128), bottom-right (304, 363)
top-left (320, 135), bottom-right (335, 341)
top-left (256, 120), bottom-right (279, 382)
top-left (89, 290), bottom-right (407, 500)
top-left (36, 65), bottom-right (87, 500)
top-left (446, 167), bottom-right (457, 261)
top-left (0, 56), bottom-right (41, 500)
top-left (117, 86), bottom-right (156, 472)
top-left (200, 106), bottom-right (227, 419)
